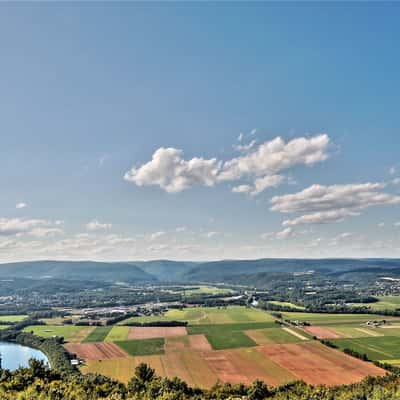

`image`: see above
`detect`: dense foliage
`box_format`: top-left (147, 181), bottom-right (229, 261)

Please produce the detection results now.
top-left (1, 360), bottom-right (400, 399)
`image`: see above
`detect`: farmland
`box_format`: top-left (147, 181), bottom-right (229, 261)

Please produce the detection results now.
top-left (23, 325), bottom-right (90, 342)
top-left (66, 306), bottom-right (393, 388)
top-left (83, 326), bottom-right (113, 343)
top-left (0, 315), bottom-right (27, 322)
top-left (331, 336), bottom-right (400, 361)
top-left (121, 306), bottom-right (275, 325)
top-left (354, 296), bottom-right (400, 311)
top-left (116, 338), bottom-right (165, 356)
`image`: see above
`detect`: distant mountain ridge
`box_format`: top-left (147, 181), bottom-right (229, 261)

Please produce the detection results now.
top-left (0, 258), bottom-right (400, 284)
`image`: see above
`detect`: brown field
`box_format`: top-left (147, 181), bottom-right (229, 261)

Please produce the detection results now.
top-left (128, 326), bottom-right (187, 339)
top-left (65, 342), bottom-right (129, 360)
top-left (202, 347), bottom-right (296, 386)
top-left (257, 341), bottom-right (386, 386)
top-left (164, 334), bottom-right (212, 352)
top-left (163, 351), bottom-right (218, 388)
top-left (245, 329), bottom-right (273, 345)
top-left (68, 327), bottom-right (95, 343)
top-left (302, 326), bottom-right (343, 339)
top-left (189, 334), bottom-right (212, 351)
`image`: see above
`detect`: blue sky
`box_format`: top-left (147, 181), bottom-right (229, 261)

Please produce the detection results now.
top-left (1, 3), bottom-right (400, 261)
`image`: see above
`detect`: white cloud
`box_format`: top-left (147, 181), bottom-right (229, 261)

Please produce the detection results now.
top-left (85, 220), bottom-right (112, 232)
top-left (150, 231), bottom-right (166, 240)
top-left (233, 175), bottom-right (284, 196)
top-left (390, 166), bottom-right (396, 175)
top-left (378, 222), bottom-right (385, 228)
top-left (124, 134), bottom-right (330, 195)
top-left (260, 232), bottom-right (273, 240)
top-left (238, 133), bottom-right (244, 142)
top-left (15, 202), bottom-right (27, 209)
top-left (219, 134), bottom-right (330, 182)
top-left (124, 147), bottom-right (221, 193)
top-left (29, 227), bottom-right (63, 238)
top-left (271, 182), bottom-right (400, 226)
top-left (276, 227), bottom-right (294, 240)
top-left (205, 231), bottom-right (219, 238)
top-left (0, 218), bottom-right (49, 236)
top-left (175, 226), bottom-right (186, 233)
top-left (394, 222), bottom-right (400, 227)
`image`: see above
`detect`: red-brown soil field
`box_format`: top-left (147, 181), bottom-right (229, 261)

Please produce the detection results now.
top-left (127, 326), bottom-right (187, 339)
top-left (257, 341), bottom-right (386, 386)
top-left (65, 342), bottom-right (129, 360)
top-left (302, 326), bottom-right (344, 339)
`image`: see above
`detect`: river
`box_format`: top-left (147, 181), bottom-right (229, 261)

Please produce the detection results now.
top-left (0, 341), bottom-right (49, 370)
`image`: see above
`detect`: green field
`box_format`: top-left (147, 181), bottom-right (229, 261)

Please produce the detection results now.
top-left (83, 326), bottom-right (113, 343)
top-left (331, 336), bottom-right (400, 361)
top-left (0, 315), bottom-right (27, 322)
top-left (121, 306), bottom-right (275, 325)
top-left (281, 312), bottom-right (393, 325)
top-left (173, 286), bottom-right (233, 296)
top-left (104, 326), bottom-right (129, 342)
top-left (116, 338), bottom-right (165, 356)
top-left (23, 325), bottom-right (85, 340)
top-left (354, 296), bottom-right (400, 311)
top-left (188, 322), bottom-right (275, 349)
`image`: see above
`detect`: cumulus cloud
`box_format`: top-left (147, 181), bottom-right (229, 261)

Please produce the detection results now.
top-left (271, 182), bottom-right (400, 226)
top-left (85, 220), bottom-right (112, 232)
top-left (0, 218), bottom-right (49, 236)
top-left (233, 175), bottom-right (284, 196)
top-left (15, 202), bottom-right (27, 209)
top-left (124, 147), bottom-right (221, 193)
top-left (124, 134), bottom-right (330, 195)
top-left (390, 166), bottom-right (396, 175)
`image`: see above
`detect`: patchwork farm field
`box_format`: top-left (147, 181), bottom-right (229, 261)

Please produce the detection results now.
top-left (23, 325), bottom-right (92, 342)
top-left (61, 306), bottom-right (394, 388)
top-left (121, 306), bottom-right (275, 325)
top-left (281, 312), bottom-right (396, 325)
top-left (116, 338), bottom-right (165, 356)
top-left (331, 336), bottom-right (400, 361)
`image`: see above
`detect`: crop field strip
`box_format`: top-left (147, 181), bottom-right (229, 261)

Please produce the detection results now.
top-left (82, 326), bottom-right (113, 343)
top-left (104, 326), bottom-right (130, 342)
top-left (120, 306), bottom-right (275, 325)
top-left (331, 336), bottom-right (400, 361)
top-left (65, 342), bottom-right (129, 360)
top-left (127, 326), bottom-right (187, 340)
top-left (244, 327), bottom-right (305, 345)
top-left (23, 325), bottom-right (91, 342)
top-left (187, 322), bottom-right (276, 350)
top-left (115, 338), bottom-right (165, 356)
